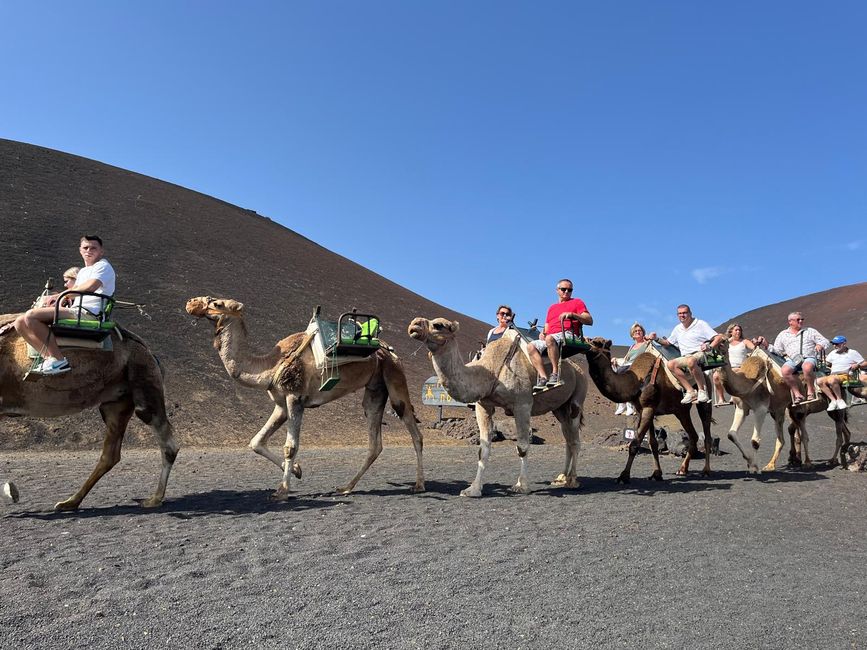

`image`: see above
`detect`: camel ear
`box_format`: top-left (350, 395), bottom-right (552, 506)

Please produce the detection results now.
top-left (211, 299), bottom-right (244, 314)
top-left (604, 339), bottom-right (612, 350)
top-left (450, 321), bottom-right (460, 333)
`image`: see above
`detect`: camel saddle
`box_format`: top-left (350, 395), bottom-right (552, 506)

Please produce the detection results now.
top-left (306, 307), bottom-right (383, 371)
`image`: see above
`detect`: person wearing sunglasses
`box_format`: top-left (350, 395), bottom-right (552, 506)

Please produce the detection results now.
top-left (648, 304), bottom-right (722, 404)
top-left (486, 305), bottom-right (549, 390)
top-left (530, 279), bottom-right (593, 388)
top-left (756, 312), bottom-right (829, 405)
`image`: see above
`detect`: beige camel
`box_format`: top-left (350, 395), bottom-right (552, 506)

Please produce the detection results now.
top-left (714, 344), bottom-right (790, 472)
top-left (577, 337), bottom-right (715, 482)
top-left (407, 317), bottom-right (587, 496)
top-left (186, 297), bottom-right (424, 497)
top-left (0, 313), bottom-right (178, 510)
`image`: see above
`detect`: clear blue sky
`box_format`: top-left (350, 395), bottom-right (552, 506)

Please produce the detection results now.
top-left (2, 2), bottom-right (865, 342)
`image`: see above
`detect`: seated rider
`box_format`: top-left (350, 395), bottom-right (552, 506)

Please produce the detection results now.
top-left (817, 335), bottom-right (866, 412)
top-left (486, 304), bottom-right (549, 390)
top-left (613, 322), bottom-right (650, 416)
top-left (755, 311), bottom-right (829, 405)
top-left (648, 304), bottom-right (722, 404)
top-left (711, 323), bottom-right (756, 406)
top-left (14, 235), bottom-right (116, 375)
top-left (530, 279), bottom-right (593, 389)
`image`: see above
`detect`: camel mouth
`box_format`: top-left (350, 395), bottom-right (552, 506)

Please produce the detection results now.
top-left (407, 318), bottom-right (428, 341)
top-left (185, 297), bottom-right (211, 318)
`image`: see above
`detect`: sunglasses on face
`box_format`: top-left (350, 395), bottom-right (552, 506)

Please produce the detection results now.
top-left (557, 287), bottom-right (573, 293)
top-left (677, 312), bottom-right (689, 316)
top-left (498, 312), bottom-right (511, 317)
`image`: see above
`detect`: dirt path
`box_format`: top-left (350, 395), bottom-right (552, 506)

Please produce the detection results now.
top-left (2, 432), bottom-right (867, 649)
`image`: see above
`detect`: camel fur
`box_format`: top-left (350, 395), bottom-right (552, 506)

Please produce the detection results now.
top-left (578, 337), bottom-right (715, 482)
top-left (408, 317), bottom-right (587, 497)
top-left (186, 297), bottom-right (424, 497)
top-left (0, 312), bottom-right (178, 510)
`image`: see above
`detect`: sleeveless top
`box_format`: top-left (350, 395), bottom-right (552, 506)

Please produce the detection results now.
top-left (729, 340), bottom-right (749, 368)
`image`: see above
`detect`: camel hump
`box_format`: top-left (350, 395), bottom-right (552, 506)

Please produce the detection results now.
top-left (740, 355), bottom-right (766, 381)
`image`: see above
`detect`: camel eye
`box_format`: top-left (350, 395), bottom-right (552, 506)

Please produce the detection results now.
top-left (432, 323), bottom-right (444, 331)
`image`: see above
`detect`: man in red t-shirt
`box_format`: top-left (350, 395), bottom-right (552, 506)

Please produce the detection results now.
top-left (531, 278), bottom-right (593, 387)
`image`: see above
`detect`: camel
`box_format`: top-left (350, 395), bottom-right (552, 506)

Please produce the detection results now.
top-left (407, 317), bottom-right (587, 497)
top-left (185, 297), bottom-right (424, 497)
top-left (577, 337), bottom-right (715, 482)
top-left (713, 343), bottom-right (790, 473)
top-left (788, 382), bottom-right (867, 469)
top-left (0, 313), bottom-right (178, 510)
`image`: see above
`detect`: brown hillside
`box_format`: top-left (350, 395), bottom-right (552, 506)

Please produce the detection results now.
top-left (718, 283), bottom-right (867, 352)
top-left (1, 139), bottom-right (500, 449)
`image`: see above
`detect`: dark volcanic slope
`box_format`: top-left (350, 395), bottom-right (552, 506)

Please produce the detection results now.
top-left (718, 282), bottom-right (867, 352)
top-left (0, 139), bottom-right (490, 448)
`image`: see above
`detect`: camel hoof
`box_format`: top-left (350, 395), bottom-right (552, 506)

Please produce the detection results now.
top-left (551, 475), bottom-right (580, 489)
top-left (270, 487), bottom-right (290, 501)
top-left (748, 464), bottom-right (761, 475)
top-left (54, 499), bottom-right (80, 512)
top-left (460, 486), bottom-right (483, 498)
top-left (649, 470), bottom-right (663, 481)
top-left (803, 462), bottom-right (814, 470)
top-left (2, 481), bottom-right (19, 504)
top-left (616, 472), bottom-right (631, 484)
top-left (334, 485), bottom-right (353, 495)
top-left (291, 462), bottom-right (302, 479)
top-left (762, 463), bottom-right (775, 472)
top-left (675, 469), bottom-right (688, 477)
top-left (140, 496), bottom-right (163, 508)
top-left (410, 483), bottom-right (426, 494)
top-left (508, 483), bottom-right (530, 495)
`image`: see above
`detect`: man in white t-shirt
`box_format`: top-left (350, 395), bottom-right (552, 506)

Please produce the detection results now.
top-left (14, 235), bottom-right (116, 375)
top-left (817, 335), bottom-right (867, 411)
top-left (648, 304), bottom-right (722, 404)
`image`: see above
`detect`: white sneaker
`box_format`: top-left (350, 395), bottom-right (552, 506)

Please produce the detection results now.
top-left (614, 404), bottom-right (626, 415)
top-left (697, 389), bottom-right (711, 403)
top-left (39, 357), bottom-right (71, 375)
top-left (836, 399), bottom-right (849, 410)
top-left (827, 400), bottom-right (838, 411)
top-left (681, 391), bottom-right (697, 404)
top-left (625, 404), bottom-right (636, 416)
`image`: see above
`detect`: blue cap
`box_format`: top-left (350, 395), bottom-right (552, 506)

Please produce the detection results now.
top-left (831, 335), bottom-right (847, 344)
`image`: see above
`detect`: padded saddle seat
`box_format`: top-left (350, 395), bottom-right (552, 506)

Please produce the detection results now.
top-left (49, 291), bottom-right (116, 343)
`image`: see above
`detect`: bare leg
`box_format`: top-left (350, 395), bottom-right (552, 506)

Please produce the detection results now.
top-left (669, 360), bottom-right (693, 392)
top-left (527, 345), bottom-right (548, 381)
top-left (55, 399), bottom-right (134, 511)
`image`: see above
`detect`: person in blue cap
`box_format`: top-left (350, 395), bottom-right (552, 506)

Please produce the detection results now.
top-left (818, 335), bottom-right (867, 410)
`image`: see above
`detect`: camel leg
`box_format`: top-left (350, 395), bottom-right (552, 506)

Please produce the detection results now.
top-left (137, 407), bottom-right (179, 508)
top-left (509, 405), bottom-right (533, 494)
top-left (618, 406), bottom-right (655, 484)
top-left (462, 403), bottom-right (495, 497)
top-left (55, 399), bottom-right (135, 511)
top-left (726, 402), bottom-right (761, 474)
top-left (829, 410), bottom-right (849, 468)
top-left (675, 409), bottom-right (701, 477)
top-left (382, 360), bottom-right (425, 492)
top-left (764, 413), bottom-right (788, 471)
top-left (336, 385), bottom-right (388, 494)
top-left (272, 398), bottom-right (304, 500)
top-left (551, 405), bottom-right (581, 489)
top-left (696, 402), bottom-right (713, 476)
top-left (249, 393), bottom-right (300, 478)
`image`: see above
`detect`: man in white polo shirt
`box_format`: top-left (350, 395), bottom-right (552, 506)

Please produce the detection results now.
top-left (649, 304), bottom-right (722, 404)
top-left (14, 235), bottom-right (116, 375)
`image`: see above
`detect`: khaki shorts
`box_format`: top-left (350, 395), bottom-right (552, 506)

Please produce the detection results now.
top-left (671, 351), bottom-right (704, 369)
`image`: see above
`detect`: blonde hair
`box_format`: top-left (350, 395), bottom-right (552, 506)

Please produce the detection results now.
top-left (726, 323), bottom-right (744, 338)
top-left (63, 266), bottom-right (80, 281)
top-left (629, 322), bottom-right (646, 337)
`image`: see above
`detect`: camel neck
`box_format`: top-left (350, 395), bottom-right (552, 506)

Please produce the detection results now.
top-left (430, 341), bottom-right (497, 404)
top-left (215, 316), bottom-right (284, 389)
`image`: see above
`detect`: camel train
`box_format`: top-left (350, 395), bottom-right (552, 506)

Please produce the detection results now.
top-left (2, 289), bottom-right (865, 508)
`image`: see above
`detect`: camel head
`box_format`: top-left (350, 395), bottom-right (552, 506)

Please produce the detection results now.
top-left (186, 296), bottom-right (245, 319)
top-left (588, 337), bottom-right (613, 355)
top-left (407, 317), bottom-right (460, 352)
top-left (186, 296), bottom-right (246, 339)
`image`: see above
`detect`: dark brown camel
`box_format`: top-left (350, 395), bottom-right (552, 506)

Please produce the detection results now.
top-left (579, 337), bottom-right (715, 483)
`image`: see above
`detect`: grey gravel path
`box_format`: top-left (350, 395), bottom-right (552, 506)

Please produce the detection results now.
top-left (2, 429), bottom-right (866, 650)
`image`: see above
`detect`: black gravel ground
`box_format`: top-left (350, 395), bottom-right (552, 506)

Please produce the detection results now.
top-left (2, 429), bottom-right (867, 650)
